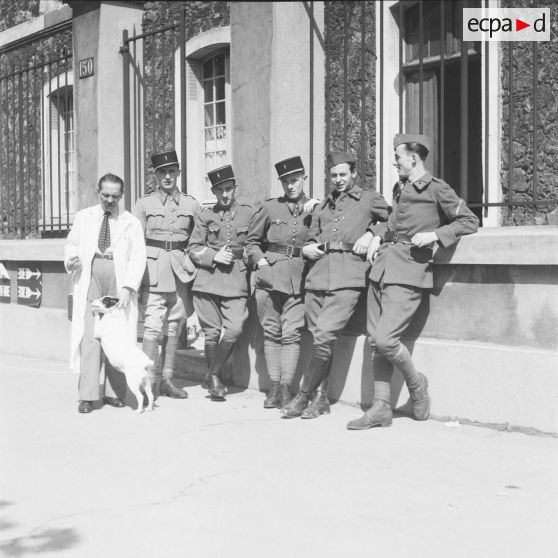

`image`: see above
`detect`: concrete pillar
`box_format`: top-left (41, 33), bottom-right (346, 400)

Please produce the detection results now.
top-left (70, 1), bottom-right (144, 209)
top-left (231, 1), bottom-right (325, 204)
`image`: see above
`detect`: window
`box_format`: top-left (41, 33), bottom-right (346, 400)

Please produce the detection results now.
top-left (42, 73), bottom-right (75, 232)
top-left (399, 1), bottom-right (483, 218)
top-left (202, 51), bottom-right (230, 199)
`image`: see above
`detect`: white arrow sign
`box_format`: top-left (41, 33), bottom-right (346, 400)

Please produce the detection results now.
top-left (17, 286), bottom-right (41, 299)
top-left (0, 285), bottom-right (10, 297)
top-left (17, 267), bottom-right (41, 281)
top-left (0, 263), bottom-right (8, 280)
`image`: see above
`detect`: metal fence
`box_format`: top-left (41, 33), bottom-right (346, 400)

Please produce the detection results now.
top-left (121, 15), bottom-right (184, 209)
top-left (0, 36), bottom-right (73, 239)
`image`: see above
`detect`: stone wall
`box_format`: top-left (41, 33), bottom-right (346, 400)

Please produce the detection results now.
top-left (500, 0), bottom-right (558, 225)
top-left (325, 1), bottom-right (376, 190)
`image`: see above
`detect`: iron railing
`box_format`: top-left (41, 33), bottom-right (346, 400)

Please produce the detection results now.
top-left (0, 44), bottom-right (73, 239)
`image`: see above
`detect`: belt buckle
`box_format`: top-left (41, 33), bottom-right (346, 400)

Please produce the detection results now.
top-left (322, 241), bottom-right (330, 252)
top-left (285, 244), bottom-right (294, 258)
top-left (164, 240), bottom-right (172, 251)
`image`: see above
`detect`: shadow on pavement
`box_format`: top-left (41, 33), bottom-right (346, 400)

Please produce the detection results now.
top-left (0, 501), bottom-right (80, 556)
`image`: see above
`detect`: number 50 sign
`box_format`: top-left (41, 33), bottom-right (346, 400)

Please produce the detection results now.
top-left (79, 57), bottom-right (94, 79)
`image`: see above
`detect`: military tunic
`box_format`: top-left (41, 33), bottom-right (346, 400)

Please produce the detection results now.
top-left (133, 189), bottom-right (200, 340)
top-left (189, 201), bottom-right (254, 344)
top-left (304, 184), bottom-right (389, 361)
top-left (367, 172), bottom-right (479, 369)
top-left (369, 173), bottom-right (479, 289)
top-left (246, 195), bottom-right (313, 346)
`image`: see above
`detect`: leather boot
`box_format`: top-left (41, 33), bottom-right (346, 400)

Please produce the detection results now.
top-left (280, 356), bottom-right (329, 418)
top-left (160, 336), bottom-right (188, 398)
top-left (160, 377), bottom-right (188, 399)
top-left (409, 372), bottom-right (431, 421)
top-left (301, 378), bottom-right (330, 419)
top-left (280, 391), bottom-right (309, 418)
top-left (207, 339), bottom-right (235, 401)
top-left (263, 381), bottom-right (280, 409)
top-left (202, 343), bottom-right (217, 388)
top-left (278, 383), bottom-right (293, 409)
top-left (346, 399), bottom-right (393, 430)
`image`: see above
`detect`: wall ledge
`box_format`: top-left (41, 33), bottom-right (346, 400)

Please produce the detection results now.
top-left (434, 226), bottom-right (558, 266)
top-left (0, 239), bottom-right (65, 261)
top-left (0, 5), bottom-right (72, 51)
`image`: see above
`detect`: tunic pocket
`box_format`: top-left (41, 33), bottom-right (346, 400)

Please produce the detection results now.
top-left (144, 245), bottom-right (160, 287)
top-left (208, 223), bottom-right (221, 241)
top-left (236, 225), bottom-right (249, 243)
top-left (145, 208), bottom-right (165, 233)
top-left (176, 210), bottom-right (194, 234)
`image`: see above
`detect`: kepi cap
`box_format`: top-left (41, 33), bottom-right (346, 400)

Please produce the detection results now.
top-left (151, 149), bottom-right (179, 170)
top-left (208, 165), bottom-right (235, 188)
top-left (393, 133), bottom-right (431, 154)
top-left (275, 156), bottom-right (305, 179)
top-left (327, 151), bottom-right (356, 169)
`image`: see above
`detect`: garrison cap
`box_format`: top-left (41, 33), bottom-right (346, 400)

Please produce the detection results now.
top-left (275, 156), bottom-right (305, 179)
top-left (393, 133), bottom-right (432, 154)
top-left (151, 149), bottom-right (179, 170)
top-left (327, 151), bottom-right (355, 169)
top-left (208, 165), bottom-right (235, 187)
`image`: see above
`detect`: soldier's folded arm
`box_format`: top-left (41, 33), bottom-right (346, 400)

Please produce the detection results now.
top-left (245, 205), bottom-right (270, 269)
top-left (188, 212), bottom-right (218, 268)
top-left (432, 181), bottom-right (480, 248)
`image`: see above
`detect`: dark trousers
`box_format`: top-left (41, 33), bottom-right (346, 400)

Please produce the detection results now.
top-left (305, 288), bottom-right (363, 361)
top-left (255, 289), bottom-right (305, 345)
top-left (192, 292), bottom-right (249, 345)
top-left (366, 280), bottom-right (423, 383)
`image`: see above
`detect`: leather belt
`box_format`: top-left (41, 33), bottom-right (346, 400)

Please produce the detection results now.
top-left (384, 231), bottom-right (413, 244)
top-left (225, 246), bottom-right (245, 259)
top-left (318, 241), bottom-right (354, 252)
top-left (146, 238), bottom-right (189, 251)
top-left (265, 243), bottom-right (301, 258)
top-left (94, 252), bottom-right (114, 260)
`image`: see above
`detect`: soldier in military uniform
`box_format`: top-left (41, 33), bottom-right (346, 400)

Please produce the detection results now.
top-left (347, 134), bottom-right (479, 430)
top-left (282, 151), bottom-right (389, 419)
top-left (134, 149), bottom-right (200, 399)
top-left (188, 165), bottom-right (254, 401)
top-left (246, 156), bottom-right (316, 410)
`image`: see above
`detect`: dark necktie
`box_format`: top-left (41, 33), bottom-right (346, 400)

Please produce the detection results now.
top-left (98, 212), bottom-right (111, 253)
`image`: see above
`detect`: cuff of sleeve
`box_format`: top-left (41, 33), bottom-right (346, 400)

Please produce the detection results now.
top-left (433, 226), bottom-right (458, 248)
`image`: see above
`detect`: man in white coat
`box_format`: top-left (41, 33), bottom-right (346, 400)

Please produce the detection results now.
top-left (65, 173), bottom-right (146, 414)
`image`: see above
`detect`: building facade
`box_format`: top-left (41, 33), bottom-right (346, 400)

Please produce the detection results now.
top-left (0, 0), bottom-right (557, 432)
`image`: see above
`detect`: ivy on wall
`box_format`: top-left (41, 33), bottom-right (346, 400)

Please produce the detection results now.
top-left (500, 0), bottom-right (558, 225)
top-left (325, 1), bottom-right (376, 190)
top-left (0, 0), bottom-right (39, 33)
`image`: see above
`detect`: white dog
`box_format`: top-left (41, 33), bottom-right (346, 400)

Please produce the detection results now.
top-left (91, 296), bottom-right (154, 414)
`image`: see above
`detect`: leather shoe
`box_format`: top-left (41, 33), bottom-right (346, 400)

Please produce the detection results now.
top-left (160, 378), bottom-right (188, 399)
top-left (301, 390), bottom-right (330, 419)
top-left (278, 383), bottom-right (293, 408)
top-left (208, 375), bottom-right (227, 401)
top-left (346, 399), bottom-right (393, 430)
top-left (263, 382), bottom-right (280, 408)
top-left (409, 372), bottom-right (430, 420)
top-left (78, 400), bottom-right (93, 414)
top-left (103, 396), bottom-right (125, 408)
top-left (281, 392), bottom-right (309, 418)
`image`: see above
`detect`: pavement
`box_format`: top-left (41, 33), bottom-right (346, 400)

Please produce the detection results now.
top-left (0, 353), bottom-right (557, 558)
